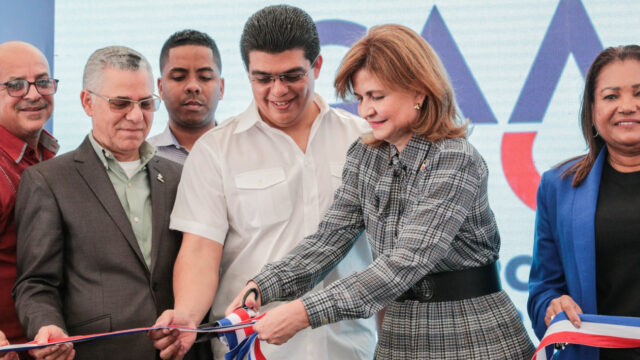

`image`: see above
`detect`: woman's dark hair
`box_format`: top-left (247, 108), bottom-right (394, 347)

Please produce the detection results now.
top-left (562, 45), bottom-right (640, 186)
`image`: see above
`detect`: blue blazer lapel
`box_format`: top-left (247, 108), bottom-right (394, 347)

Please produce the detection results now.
top-left (571, 148), bottom-right (606, 313)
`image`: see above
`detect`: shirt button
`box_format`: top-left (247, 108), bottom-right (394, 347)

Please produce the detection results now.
top-left (133, 216), bottom-right (140, 223)
top-left (127, 182), bottom-right (132, 188)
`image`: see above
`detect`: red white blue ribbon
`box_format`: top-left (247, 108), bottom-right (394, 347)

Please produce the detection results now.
top-left (0, 308), bottom-right (266, 360)
top-left (212, 308), bottom-right (266, 360)
top-left (533, 312), bottom-right (640, 360)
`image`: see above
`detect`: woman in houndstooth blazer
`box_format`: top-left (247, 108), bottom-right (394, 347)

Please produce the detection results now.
top-left (227, 24), bottom-right (534, 359)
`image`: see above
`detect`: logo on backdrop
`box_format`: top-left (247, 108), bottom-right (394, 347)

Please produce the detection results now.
top-left (318, 0), bottom-right (602, 211)
top-left (317, 0), bottom-right (603, 293)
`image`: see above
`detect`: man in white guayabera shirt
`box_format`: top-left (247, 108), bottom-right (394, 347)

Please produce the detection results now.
top-left (151, 5), bottom-right (377, 360)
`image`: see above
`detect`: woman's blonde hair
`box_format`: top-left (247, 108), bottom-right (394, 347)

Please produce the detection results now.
top-left (334, 24), bottom-right (466, 145)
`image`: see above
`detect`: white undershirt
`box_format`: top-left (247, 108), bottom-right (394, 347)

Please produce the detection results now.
top-left (118, 159), bottom-right (141, 178)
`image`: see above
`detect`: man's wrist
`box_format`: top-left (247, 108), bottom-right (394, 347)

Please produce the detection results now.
top-left (172, 306), bottom-right (201, 326)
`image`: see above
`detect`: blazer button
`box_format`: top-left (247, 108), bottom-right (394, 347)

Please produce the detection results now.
top-left (152, 282), bottom-right (159, 291)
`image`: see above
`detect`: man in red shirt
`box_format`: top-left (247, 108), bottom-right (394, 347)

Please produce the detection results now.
top-left (0, 41), bottom-right (58, 359)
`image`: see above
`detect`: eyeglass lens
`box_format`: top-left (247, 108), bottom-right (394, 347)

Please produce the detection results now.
top-left (251, 58), bottom-right (317, 85)
top-left (107, 98), bottom-right (160, 113)
top-left (254, 72), bottom-right (308, 84)
top-left (3, 78), bottom-right (58, 97)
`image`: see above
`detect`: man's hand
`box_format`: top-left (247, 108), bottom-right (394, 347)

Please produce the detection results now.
top-left (225, 281), bottom-right (262, 316)
top-left (28, 325), bottom-right (75, 360)
top-left (253, 300), bottom-right (310, 345)
top-left (0, 330), bottom-right (18, 360)
top-left (148, 310), bottom-right (196, 360)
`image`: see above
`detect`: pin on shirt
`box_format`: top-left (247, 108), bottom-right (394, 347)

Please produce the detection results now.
top-left (157, 173), bottom-right (164, 183)
top-left (420, 160), bottom-right (426, 171)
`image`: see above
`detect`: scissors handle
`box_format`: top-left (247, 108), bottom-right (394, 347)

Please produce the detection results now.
top-left (242, 288), bottom-right (259, 308)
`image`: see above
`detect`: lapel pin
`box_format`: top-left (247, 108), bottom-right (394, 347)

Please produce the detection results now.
top-left (420, 160), bottom-right (426, 171)
top-left (157, 173), bottom-right (165, 183)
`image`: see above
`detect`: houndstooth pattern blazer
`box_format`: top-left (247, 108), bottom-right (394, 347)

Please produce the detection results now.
top-left (253, 133), bottom-right (500, 327)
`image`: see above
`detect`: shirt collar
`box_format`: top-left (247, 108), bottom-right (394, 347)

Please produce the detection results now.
top-left (88, 132), bottom-right (156, 171)
top-left (233, 93), bottom-right (328, 134)
top-left (0, 124), bottom-right (59, 164)
top-left (392, 133), bottom-right (432, 172)
top-left (153, 125), bottom-right (182, 148)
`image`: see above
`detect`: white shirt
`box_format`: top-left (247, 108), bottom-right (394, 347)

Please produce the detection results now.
top-left (171, 94), bottom-right (377, 359)
top-left (117, 159), bottom-right (141, 178)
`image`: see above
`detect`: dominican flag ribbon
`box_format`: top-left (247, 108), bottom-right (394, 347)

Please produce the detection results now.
top-left (533, 312), bottom-right (640, 360)
top-left (0, 308), bottom-right (266, 360)
top-left (198, 307), bottom-right (266, 360)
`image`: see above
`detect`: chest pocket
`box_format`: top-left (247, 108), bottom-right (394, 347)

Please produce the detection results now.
top-left (234, 167), bottom-right (293, 227)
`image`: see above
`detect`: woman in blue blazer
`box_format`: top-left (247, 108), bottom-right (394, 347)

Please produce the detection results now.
top-left (528, 44), bottom-right (640, 360)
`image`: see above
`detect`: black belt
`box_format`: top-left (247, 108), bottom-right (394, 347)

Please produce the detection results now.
top-left (395, 262), bottom-right (501, 303)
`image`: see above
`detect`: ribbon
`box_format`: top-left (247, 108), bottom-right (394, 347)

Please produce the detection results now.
top-left (533, 312), bottom-right (640, 360)
top-left (0, 308), bottom-right (266, 360)
top-left (201, 308), bottom-right (266, 360)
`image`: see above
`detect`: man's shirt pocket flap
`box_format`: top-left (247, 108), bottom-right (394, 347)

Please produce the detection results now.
top-left (235, 167), bottom-right (286, 190)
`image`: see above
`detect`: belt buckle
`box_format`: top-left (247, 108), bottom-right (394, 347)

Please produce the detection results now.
top-left (419, 277), bottom-right (435, 301)
top-left (409, 277), bottom-right (435, 302)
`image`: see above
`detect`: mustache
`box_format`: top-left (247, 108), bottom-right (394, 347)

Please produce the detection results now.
top-left (181, 95), bottom-right (205, 105)
top-left (17, 99), bottom-right (49, 111)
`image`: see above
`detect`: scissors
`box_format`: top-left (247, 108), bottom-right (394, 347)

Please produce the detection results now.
top-left (194, 288), bottom-right (259, 343)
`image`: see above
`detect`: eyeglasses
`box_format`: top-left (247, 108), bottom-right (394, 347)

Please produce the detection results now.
top-left (249, 57), bottom-right (317, 85)
top-left (0, 78), bottom-right (59, 97)
top-left (87, 90), bottom-right (161, 113)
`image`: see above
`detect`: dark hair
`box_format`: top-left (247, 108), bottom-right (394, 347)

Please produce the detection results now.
top-left (335, 24), bottom-right (466, 145)
top-left (159, 29), bottom-right (221, 72)
top-left (240, 5), bottom-right (319, 69)
top-left (561, 45), bottom-right (640, 186)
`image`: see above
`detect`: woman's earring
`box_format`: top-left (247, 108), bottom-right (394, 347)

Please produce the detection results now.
top-left (414, 103), bottom-right (421, 111)
top-left (593, 126), bottom-right (600, 138)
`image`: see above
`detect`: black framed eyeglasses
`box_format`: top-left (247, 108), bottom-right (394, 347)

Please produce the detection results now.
top-left (87, 90), bottom-right (161, 113)
top-left (249, 57), bottom-right (318, 85)
top-left (0, 78), bottom-right (59, 97)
